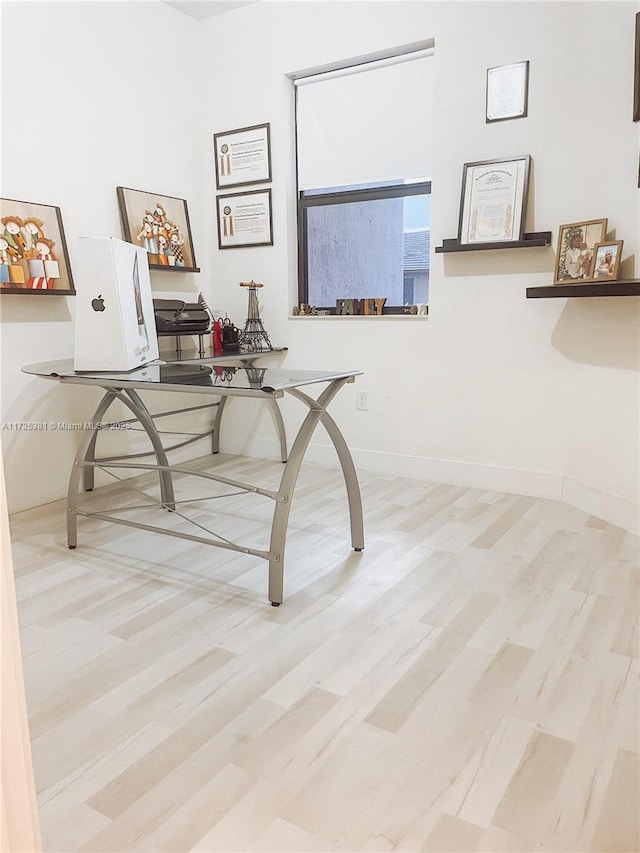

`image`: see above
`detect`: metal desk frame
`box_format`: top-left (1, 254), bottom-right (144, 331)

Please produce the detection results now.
top-left (22, 353), bottom-right (365, 605)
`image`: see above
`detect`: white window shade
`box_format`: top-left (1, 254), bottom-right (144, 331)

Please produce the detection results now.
top-left (296, 52), bottom-right (434, 191)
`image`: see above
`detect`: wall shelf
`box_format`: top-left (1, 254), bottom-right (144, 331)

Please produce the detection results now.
top-left (526, 279), bottom-right (640, 299)
top-left (434, 231), bottom-right (552, 253)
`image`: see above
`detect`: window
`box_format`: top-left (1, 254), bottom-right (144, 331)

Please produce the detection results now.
top-left (294, 46), bottom-right (434, 313)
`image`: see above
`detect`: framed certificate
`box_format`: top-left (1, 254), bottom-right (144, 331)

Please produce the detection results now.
top-left (486, 61), bottom-right (529, 123)
top-left (213, 123), bottom-right (272, 189)
top-left (457, 155), bottom-right (531, 245)
top-left (216, 188), bottom-right (273, 249)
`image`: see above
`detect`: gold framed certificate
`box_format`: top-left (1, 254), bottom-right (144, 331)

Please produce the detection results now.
top-left (457, 155), bottom-right (531, 245)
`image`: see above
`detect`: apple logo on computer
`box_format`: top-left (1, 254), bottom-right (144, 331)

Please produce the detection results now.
top-left (91, 295), bottom-right (105, 312)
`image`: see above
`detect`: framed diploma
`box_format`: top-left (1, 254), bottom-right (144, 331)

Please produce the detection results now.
top-left (457, 155), bottom-right (531, 245)
top-left (216, 188), bottom-right (273, 249)
top-left (486, 61), bottom-right (529, 123)
top-left (214, 123), bottom-right (272, 190)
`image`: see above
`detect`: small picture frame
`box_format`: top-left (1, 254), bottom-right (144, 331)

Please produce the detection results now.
top-left (116, 186), bottom-right (199, 272)
top-left (0, 197), bottom-right (74, 295)
top-left (458, 155), bottom-right (531, 245)
top-left (553, 219), bottom-right (608, 284)
top-left (214, 123), bottom-right (272, 190)
top-left (486, 60), bottom-right (529, 123)
top-left (588, 240), bottom-right (623, 282)
top-left (216, 188), bottom-right (273, 249)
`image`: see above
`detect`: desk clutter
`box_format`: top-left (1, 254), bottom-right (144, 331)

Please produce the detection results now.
top-left (153, 280), bottom-right (273, 357)
top-left (153, 296), bottom-right (210, 334)
top-left (72, 237), bottom-right (272, 366)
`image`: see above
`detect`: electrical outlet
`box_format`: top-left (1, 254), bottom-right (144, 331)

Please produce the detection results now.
top-left (356, 390), bottom-right (368, 411)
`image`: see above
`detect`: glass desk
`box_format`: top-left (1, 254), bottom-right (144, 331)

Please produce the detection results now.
top-left (22, 354), bottom-right (365, 605)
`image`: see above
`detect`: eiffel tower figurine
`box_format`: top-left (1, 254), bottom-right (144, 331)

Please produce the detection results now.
top-left (239, 280), bottom-right (273, 352)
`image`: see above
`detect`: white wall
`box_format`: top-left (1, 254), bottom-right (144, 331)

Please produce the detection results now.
top-left (1, 0), bottom-right (206, 509)
top-left (1, 1), bottom-right (638, 532)
top-left (197, 0), bottom-right (640, 532)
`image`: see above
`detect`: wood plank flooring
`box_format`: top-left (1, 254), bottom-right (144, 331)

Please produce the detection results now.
top-left (9, 454), bottom-right (639, 852)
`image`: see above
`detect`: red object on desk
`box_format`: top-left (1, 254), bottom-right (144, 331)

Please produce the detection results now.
top-left (212, 319), bottom-right (222, 354)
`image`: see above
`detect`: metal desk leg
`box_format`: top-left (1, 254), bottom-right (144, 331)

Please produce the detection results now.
top-left (67, 390), bottom-right (120, 548)
top-left (210, 396), bottom-right (287, 461)
top-left (268, 378), bottom-right (361, 604)
top-left (124, 389), bottom-right (175, 510)
top-left (268, 397), bottom-right (288, 462)
top-left (212, 395), bottom-right (227, 454)
top-left (67, 388), bottom-right (177, 549)
top-left (318, 410), bottom-right (364, 550)
top-left (83, 432), bottom-right (98, 492)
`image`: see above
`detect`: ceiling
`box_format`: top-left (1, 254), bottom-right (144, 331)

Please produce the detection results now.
top-left (164, 1), bottom-right (259, 20)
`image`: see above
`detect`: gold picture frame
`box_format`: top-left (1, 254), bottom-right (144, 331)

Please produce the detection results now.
top-left (553, 219), bottom-right (608, 284)
top-left (587, 240), bottom-right (623, 282)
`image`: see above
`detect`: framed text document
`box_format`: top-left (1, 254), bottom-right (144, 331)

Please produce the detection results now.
top-left (486, 61), bottom-right (529, 123)
top-left (457, 155), bottom-right (531, 245)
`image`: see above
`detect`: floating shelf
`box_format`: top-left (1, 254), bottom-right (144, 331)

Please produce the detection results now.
top-left (526, 279), bottom-right (640, 299)
top-left (434, 231), bottom-right (552, 253)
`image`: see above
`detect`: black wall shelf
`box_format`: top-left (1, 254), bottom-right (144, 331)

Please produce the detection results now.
top-left (526, 280), bottom-right (640, 299)
top-left (435, 231), bottom-right (552, 253)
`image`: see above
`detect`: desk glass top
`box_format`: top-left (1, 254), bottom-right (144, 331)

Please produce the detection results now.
top-left (22, 359), bottom-right (362, 395)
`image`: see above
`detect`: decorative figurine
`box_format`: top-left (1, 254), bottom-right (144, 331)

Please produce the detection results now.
top-left (239, 280), bottom-right (272, 351)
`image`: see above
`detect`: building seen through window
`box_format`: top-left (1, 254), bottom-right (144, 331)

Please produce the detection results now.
top-left (294, 45), bottom-right (434, 313)
top-left (300, 182), bottom-right (431, 309)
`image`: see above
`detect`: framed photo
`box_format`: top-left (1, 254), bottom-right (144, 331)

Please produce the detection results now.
top-left (216, 188), bottom-right (273, 250)
top-left (116, 186), bottom-right (199, 272)
top-left (486, 60), bottom-right (529, 123)
top-left (634, 13), bottom-right (640, 121)
top-left (214, 123), bottom-right (272, 190)
top-left (553, 219), bottom-right (608, 284)
top-left (588, 240), bottom-right (623, 282)
top-left (0, 198), bottom-right (74, 295)
top-left (458, 155), bottom-right (531, 244)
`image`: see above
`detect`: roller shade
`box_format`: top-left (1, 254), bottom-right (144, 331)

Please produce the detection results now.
top-left (295, 50), bottom-right (434, 191)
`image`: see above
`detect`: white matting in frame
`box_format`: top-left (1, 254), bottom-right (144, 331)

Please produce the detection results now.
top-left (217, 188), bottom-right (273, 249)
top-left (214, 123), bottom-right (272, 190)
top-left (458, 155), bottom-right (531, 244)
top-left (486, 61), bottom-right (529, 123)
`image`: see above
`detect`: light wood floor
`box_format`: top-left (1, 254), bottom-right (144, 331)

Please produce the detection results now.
top-left (10, 454), bottom-right (640, 852)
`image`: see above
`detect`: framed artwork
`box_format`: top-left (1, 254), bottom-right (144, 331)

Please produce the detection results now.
top-left (214, 123), bottom-right (272, 190)
top-left (458, 155), bottom-right (531, 244)
top-left (116, 187), bottom-right (199, 272)
top-left (0, 197), bottom-right (74, 294)
top-left (634, 12), bottom-right (640, 121)
top-left (486, 60), bottom-right (529, 123)
top-left (216, 188), bottom-right (273, 249)
top-left (588, 240), bottom-right (623, 281)
top-left (553, 219), bottom-right (608, 284)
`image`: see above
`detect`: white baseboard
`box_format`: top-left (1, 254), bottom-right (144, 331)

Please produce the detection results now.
top-left (561, 476), bottom-right (639, 535)
top-left (227, 435), bottom-right (638, 534)
top-left (12, 433), bottom-right (635, 535)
